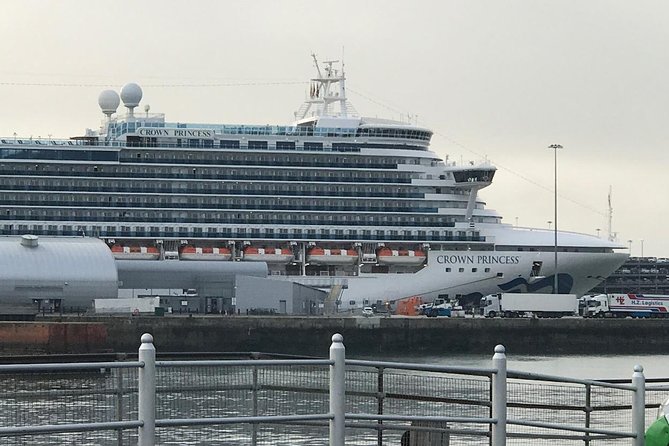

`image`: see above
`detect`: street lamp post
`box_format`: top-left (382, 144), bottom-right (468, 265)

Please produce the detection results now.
top-left (637, 239), bottom-right (643, 294)
top-left (638, 239), bottom-right (644, 293)
top-left (548, 144), bottom-right (562, 294)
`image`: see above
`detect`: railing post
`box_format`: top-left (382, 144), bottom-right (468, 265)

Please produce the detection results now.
top-left (631, 365), bottom-right (645, 446)
top-left (584, 383), bottom-right (591, 446)
top-left (491, 344), bottom-right (507, 446)
top-left (116, 367), bottom-right (125, 446)
top-left (138, 333), bottom-right (156, 446)
top-left (252, 364), bottom-right (258, 446)
top-left (329, 333), bottom-right (346, 446)
top-left (377, 366), bottom-right (384, 446)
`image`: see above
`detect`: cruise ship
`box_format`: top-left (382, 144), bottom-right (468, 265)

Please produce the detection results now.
top-left (0, 56), bottom-right (628, 310)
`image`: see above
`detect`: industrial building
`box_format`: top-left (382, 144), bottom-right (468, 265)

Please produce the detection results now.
top-left (116, 259), bottom-right (325, 315)
top-left (0, 236), bottom-right (326, 316)
top-left (0, 235), bottom-right (118, 313)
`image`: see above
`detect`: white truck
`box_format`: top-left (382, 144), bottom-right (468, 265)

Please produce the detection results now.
top-left (585, 293), bottom-right (669, 318)
top-left (480, 293), bottom-right (578, 318)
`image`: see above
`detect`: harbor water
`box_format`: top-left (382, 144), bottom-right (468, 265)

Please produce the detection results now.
top-left (407, 352), bottom-right (669, 380)
top-left (0, 351), bottom-right (667, 445)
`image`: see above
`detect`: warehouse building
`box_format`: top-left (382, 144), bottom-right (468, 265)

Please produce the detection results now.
top-left (0, 235), bottom-right (118, 313)
top-left (0, 235), bottom-right (326, 316)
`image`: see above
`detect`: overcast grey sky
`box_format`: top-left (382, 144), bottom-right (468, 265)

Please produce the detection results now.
top-left (1, 0), bottom-right (667, 256)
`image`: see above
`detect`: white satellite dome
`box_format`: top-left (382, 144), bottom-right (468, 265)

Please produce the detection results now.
top-left (98, 90), bottom-right (120, 116)
top-left (120, 83), bottom-right (143, 108)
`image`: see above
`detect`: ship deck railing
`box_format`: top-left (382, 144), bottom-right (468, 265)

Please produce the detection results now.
top-left (0, 333), bottom-right (656, 445)
top-left (0, 227), bottom-right (485, 244)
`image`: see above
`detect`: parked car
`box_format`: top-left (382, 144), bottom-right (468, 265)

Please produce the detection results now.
top-left (361, 307), bottom-right (375, 317)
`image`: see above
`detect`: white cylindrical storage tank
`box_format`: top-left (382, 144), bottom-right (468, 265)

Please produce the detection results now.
top-left (0, 236), bottom-right (119, 308)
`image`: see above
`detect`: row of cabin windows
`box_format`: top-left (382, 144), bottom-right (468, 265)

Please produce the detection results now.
top-left (122, 149), bottom-right (412, 168)
top-left (2, 210), bottom-right (466, 229)
top-left (0, 193), bottom-right (453, 211)
top-left (0, 164), bottom-right (414, 183)
top-left (1, 176), bottom-right (469, 200)
top-left (1, 224), bottom-right (479, 243)
top-left (445, 267), bottom-right (496, 273)
top-left (133, 137), bottom-right (429, 151)
top-left (0, 178), bottom-right (427, 196)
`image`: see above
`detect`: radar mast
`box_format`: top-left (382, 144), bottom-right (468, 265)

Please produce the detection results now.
top-left (294, 54), bottom-right (357, 121)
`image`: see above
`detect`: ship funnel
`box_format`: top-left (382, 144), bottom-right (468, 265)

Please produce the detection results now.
top-left (121, 83), bottom-right (143, 118)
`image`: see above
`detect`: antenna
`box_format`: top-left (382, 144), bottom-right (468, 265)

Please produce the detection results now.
top-left (607, 186), bottom-right (617, 242)
top-left (295, 54), bottom-right (356, 121)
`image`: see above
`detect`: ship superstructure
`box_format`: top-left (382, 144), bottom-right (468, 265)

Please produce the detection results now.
top-left (0, 56), bottom-right (628, 309)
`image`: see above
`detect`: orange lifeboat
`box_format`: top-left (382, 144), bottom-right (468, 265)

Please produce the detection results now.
top-left (242, 246), bottom-right (294, 263)
top-left (179, 245), bottom-right (232, 261)
top-left (307, 247), bottom-right (358, 265)
top-left (376, 247), bottom-right (426, 266)
top-left (110, 245), bottom-right (160, 260)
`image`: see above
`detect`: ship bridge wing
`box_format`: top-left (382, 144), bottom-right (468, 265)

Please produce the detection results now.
top-left (450, 165), bottom-right (497, 189)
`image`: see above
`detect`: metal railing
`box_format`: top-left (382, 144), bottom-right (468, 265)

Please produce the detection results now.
top-left (0, 333), bottom-right (653, 445)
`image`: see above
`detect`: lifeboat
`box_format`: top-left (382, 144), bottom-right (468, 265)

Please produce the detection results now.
top-left (376, 247), bottom-right (427, 266)
top-left (242, 246), bottom-right (294, 263)
top-left (179, 245), bottom-right (232, 261)
top-left (307, 247), bottom-right (358, 265)
top-left (110, 245), bottom-right (160, 260)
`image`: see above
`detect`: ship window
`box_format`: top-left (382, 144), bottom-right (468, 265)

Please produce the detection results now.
top-left (220, 140), bottom-right (238, 149)
top-left (485, 268), bottom-right (491, 273)
top-left (531, 261), bottom-right (543, 277)
top-left (458, 268), bottom-right (464, 272)
top-left (276, 141), bottom-right (295, 150)
top-left (304, 142), bottom-right (323, 151)
top-left (472, 268), bottom-right (477, 272)
top-left (445, 268), bottom-right (451, 272)
top-left (248, 141), bottom-right (268, 150)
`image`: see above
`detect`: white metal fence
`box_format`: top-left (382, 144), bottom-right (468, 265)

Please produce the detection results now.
top-left (0, 333), bottom-right (654, 445)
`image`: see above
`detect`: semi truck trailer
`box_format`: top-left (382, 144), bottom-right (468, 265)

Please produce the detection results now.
top-left (480, 293), bottom-right (578, 318)
top-left (585, 293), bottom-right (669, 318)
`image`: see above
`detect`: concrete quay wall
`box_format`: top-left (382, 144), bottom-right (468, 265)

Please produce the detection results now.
top-left (1, 316), bottom-right (668, 356)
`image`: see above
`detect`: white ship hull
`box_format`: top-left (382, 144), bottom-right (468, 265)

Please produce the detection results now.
top-left (285, 225), bottom-right (628, 309)
top-left (337, 249), bottom-right (628, 308)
